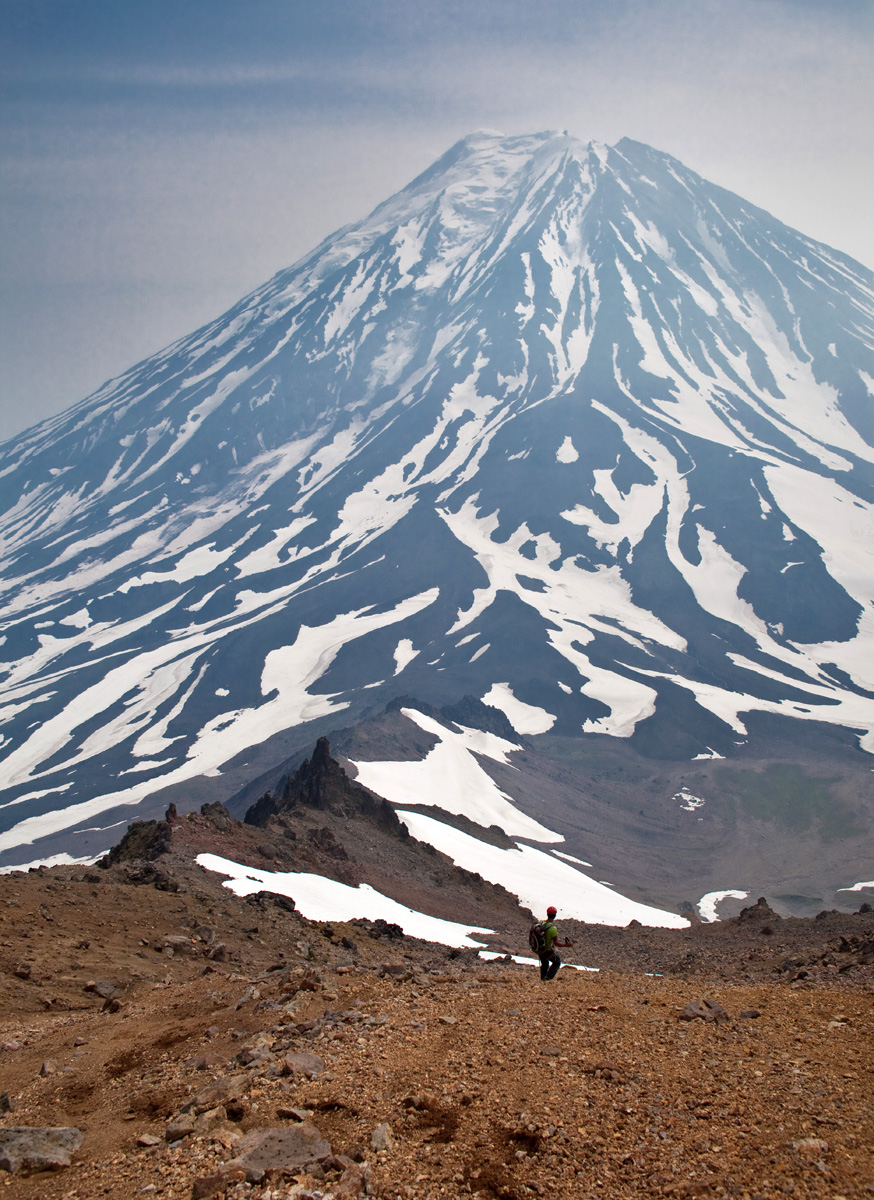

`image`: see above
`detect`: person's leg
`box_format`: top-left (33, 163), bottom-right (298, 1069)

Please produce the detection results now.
top-left (545, 951), bottom-right (562, 980)
top-left (540, 953), bottom-right (550, 980)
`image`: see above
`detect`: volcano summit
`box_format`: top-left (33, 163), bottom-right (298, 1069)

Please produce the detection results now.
top-left (0, 131), bottom-right (872, 904)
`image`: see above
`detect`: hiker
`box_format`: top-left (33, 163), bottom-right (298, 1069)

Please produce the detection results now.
top-left (532, 905), bottom-right (574, 981)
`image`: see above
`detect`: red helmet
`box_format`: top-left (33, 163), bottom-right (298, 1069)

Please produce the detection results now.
top-left (546, 906), bottom-right (557, 917)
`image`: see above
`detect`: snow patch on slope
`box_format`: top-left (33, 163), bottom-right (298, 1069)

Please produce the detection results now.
top-left (196, 853), bottom-right (492, 948)
top-left (698, 890), bottom-right (748, 922)
top-left (398, 809), bottom-right (688, 928)
top-left (0, 592), bottom-right (438, 849)
top-left (482, 682), bottom-right (555, 735)
top-left (350, 707), bottom-right (555, 842)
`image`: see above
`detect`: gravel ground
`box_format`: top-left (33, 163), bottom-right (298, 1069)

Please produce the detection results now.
top-left (0, 863), bottom-right (872, 1200)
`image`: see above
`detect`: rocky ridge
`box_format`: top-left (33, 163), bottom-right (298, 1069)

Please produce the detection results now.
top-left (100, 741), bottom-right (528, 940)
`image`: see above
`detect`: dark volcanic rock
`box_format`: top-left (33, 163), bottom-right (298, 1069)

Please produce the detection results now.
top-left (307, 826), bottom-right (349, 860)
top-left (200, 802), bottom-right (233, 832)
top-left (245, 737), bottom-right (407, 840)
top-left (679, 997), bottom-right (732, 1025)
top-left (439, 694), bottom-right (519, 741)
top-left (100, 818), bottom-right (173, 866)
top-left (737, 897), bottom-right (781, 922)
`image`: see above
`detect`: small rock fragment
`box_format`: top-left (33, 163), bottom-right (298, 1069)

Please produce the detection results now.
top-left (84, 980), bottom-right (120, 1000)
top-left (191, 1169), bottom-right (246, 1200)
top-left (237, 1044), bottom-right (275, 1067)
top-left (380, 963), bottom-right (413, 980)
top-left (193, 1106), bottom-right (230, 1138)
top-left (165, 1111), bottom-right (197, 1142)
top-left (185, 1054), bottom-right (229, 1071)
top-left (276, 1106), bottom-right (311, 1122)
top-left (791, 1136), bottom-right (830, 1159)
top-left (282, 1051), bottom-right (325, 1079)
top-left (184, 1072), bottom-right (254, 1116)
top-left (370, 1123), bottom-right (394, 1152)
top-left (162, 936), bottom-right (195, 956)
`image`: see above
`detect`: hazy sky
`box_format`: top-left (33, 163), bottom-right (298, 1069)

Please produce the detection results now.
top-left (1, 0), bottom-right (872, 443)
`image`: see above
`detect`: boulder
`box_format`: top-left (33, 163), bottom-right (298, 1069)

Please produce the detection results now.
top-left (228, 1123), bottom-right (331, 1183)
top-left (679, 998), bottom-right (732, 1026)
top-left (0, 1127), bottom-right (83, 1174)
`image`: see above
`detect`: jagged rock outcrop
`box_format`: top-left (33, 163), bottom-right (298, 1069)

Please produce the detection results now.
top-left (244, 737), bottom-right (407, 840)
top-left (737, 896), bottom-right (781, 923)
top-left (101, 802), bottom-right (235, 867)
top-left (99, 818), bottom-right (173, 866)
top-left (98, 802), bottom-right (238, 890)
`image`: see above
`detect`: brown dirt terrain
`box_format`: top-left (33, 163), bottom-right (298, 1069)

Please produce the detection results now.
top-left (0, 843), bottom-right (872, 1200)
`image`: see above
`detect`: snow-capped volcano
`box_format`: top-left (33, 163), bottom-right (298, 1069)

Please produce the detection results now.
top-left (1, 130), bottom-right (873, 869)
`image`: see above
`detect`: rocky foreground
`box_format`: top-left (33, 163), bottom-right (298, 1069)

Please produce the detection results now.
top-left (0, 836), bottom-right (872, 1199)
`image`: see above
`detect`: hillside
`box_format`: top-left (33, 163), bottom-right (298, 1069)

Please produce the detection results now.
top-left (0, 840), bottom-right (871, 1199)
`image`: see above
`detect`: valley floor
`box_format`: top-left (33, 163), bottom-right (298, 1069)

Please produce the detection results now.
top-left (0, 867), bottom-right (871, 1200)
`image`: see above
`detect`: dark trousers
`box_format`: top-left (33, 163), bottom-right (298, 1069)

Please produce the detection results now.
top-left (539, 949), bottom-right (561, 980)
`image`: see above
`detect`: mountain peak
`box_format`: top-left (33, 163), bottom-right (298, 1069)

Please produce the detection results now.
top-left (0, 130), bottom-right (872, 890)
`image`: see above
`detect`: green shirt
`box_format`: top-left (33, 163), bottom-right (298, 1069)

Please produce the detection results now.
top-left (543, 919), bottom-right (558, 951)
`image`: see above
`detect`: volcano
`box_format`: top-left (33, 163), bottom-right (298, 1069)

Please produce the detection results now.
top-left (0, 131), bottom-right (872, 890)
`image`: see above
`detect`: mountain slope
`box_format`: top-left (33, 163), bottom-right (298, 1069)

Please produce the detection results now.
top-left (0, 130), bottom-right (872, 873)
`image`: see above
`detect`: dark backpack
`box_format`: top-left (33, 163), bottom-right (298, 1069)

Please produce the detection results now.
top-left (528, 921), bottom-right (547, 955)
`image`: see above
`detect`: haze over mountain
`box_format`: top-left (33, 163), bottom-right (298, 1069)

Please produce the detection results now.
top-left (1, 131), bottom-right (872, 910)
